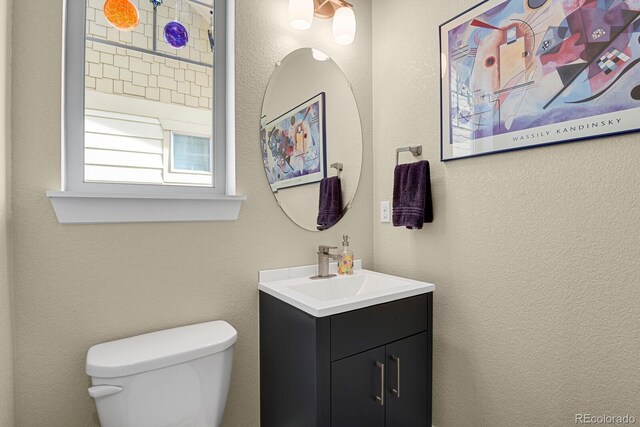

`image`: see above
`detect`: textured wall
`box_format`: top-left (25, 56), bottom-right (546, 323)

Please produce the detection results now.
top-left (10, 1), bottom-right (372, 426)
top-left (372, 1), bottom-right (640, 426)
top-left (0, 0), bottom-right (15, 425)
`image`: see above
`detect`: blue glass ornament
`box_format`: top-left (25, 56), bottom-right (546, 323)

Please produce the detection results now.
top-left (164, 21), bottom-right (189, 49)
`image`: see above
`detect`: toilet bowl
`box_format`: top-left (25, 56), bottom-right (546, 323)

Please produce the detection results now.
top-left (86, 320), bottom-right (237, 427)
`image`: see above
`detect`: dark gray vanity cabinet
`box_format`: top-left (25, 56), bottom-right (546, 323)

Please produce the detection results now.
top-left (260, 291), bottom-right (432, 427)
top-left (331, 333), bottom-right (429, 427)
top-left (332, 346), bottom-right (385, 427)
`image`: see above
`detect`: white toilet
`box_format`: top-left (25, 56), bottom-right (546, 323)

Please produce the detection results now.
top-left (86, 320), bottom-right (237, 427)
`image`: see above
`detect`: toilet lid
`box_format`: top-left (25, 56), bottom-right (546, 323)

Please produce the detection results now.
top-left (86, 320), bottom-right (237, 378)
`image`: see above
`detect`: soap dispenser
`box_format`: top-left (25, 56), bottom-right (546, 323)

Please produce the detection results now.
top-left (338, 235), bottom-right (354, 276)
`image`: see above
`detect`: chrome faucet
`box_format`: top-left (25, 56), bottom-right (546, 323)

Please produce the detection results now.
top-left (311, 245), bottom-right (341, 279)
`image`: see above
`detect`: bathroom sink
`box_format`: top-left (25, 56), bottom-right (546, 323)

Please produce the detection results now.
top-left (258, 263), bottom-right (435, 317)
top-left (289, 273), bottom-right (416, 301)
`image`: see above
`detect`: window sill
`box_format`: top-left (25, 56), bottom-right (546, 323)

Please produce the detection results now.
top-left (46, 191), bottom-right (246, 224)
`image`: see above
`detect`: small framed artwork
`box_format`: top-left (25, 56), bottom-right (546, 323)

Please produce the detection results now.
top-left (261, 93), bottom-right (327, 192)
top-left (440, 0), bottom-right (640, 161)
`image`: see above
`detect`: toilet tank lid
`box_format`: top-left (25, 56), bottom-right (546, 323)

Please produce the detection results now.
top-left (86, 320), bottom-right (237, 378)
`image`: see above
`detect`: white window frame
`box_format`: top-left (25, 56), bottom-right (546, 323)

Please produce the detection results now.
top-left (170, 132), bottom-right (214, 175)
top-left (48, 0), bottom-right (244, 224)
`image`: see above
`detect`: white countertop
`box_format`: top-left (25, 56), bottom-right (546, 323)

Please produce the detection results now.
top-left (258, 262), bottom-right (435, 317)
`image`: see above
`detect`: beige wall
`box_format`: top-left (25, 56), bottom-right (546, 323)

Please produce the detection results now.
top-left (10, 1), bottom-right (372, 426)
top-left (0, 0), bottom-right (15, 425)
top-left (373, 1), bottom-right (640, 426)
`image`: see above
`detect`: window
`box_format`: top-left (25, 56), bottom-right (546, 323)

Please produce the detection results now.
top-left (49, 0), bottom-right (244, 223)
top-left (171, 133), bottom-right (213, 173)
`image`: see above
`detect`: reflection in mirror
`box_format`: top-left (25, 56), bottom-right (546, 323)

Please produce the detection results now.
top-left (84, 0), bottom-right (215, 187)
top-left (261, 48), bottom-right (363, 232)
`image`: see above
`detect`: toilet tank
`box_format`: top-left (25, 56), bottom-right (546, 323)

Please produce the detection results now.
top-left (86, 321), bottom-right (237, 427)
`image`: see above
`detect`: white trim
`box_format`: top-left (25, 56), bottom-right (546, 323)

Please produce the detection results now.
top-left (225, 0), bottom-right (236, 195)
top-left (47, 191), bottom-right (246, 224)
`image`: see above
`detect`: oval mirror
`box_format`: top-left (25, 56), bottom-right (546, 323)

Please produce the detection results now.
top-left (260, 48), bottom-right (363, 231)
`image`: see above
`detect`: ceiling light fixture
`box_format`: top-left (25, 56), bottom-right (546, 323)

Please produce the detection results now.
top-left (289, 0), bottom-right (357, 46)
top-left (289, 0), bottom-right (314, 30)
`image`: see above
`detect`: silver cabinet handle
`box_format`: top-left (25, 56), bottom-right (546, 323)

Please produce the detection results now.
top-left (392, 355), bottom-right (401, 398)
top-left (375, 361), bottom-right (385, 406)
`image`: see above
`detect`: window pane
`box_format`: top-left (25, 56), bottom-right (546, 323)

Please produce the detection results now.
top-left (84, 0), bottom-right (215, 187)
top-left (172, 134), bottom-right (211, 172)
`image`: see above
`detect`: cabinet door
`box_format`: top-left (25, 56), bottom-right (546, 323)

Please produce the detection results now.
top-left (385, 332), bottom-right (429, 427)
top-left (331, 346), bottom-right (386, 427)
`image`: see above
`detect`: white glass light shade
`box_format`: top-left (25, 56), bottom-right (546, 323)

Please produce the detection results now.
top-left (332, 6), bottom-right (356, 45)
top-left (289, 0), bottom-right (314, 30)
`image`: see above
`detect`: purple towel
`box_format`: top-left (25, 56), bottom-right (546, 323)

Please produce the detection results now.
top-left (393, 160), bottom-right (433, 230)
top-left (317, 176), bottom-right (343, 230)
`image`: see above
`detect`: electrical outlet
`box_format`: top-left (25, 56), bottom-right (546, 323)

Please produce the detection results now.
top-left (380, 201), bottom-right (391, 223)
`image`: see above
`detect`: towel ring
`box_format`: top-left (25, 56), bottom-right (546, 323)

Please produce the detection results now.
top-left (396, 146), bottom-right (422, 165)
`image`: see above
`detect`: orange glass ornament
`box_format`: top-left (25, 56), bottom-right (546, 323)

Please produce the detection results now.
top-left (103, 0), bottom-right (140, 32)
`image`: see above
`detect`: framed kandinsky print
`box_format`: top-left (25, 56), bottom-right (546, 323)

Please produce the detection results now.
top-left (440, 0), bottom-right (640, 161)
top-left (260, 93), bottom-right (326, 192)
